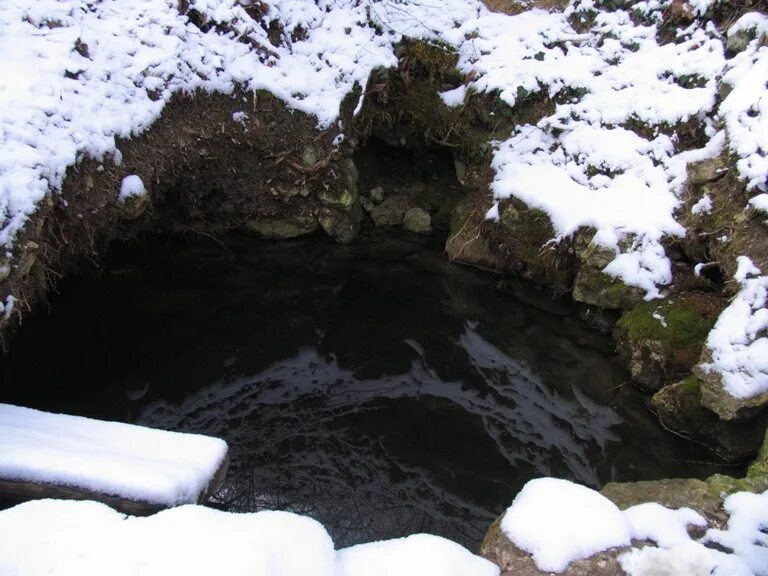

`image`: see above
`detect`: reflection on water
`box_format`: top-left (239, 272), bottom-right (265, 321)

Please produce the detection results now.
top-left (0, 232), bottom-right (734, 548)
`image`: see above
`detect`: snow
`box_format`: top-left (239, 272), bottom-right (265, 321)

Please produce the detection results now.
top-left (699, 257), bottom-right (768, 400)
top-left (502, 478), bottom-right (767, 575)
top-left (0, 403), bottom-right (228, 506)
top-left (720, 13), bottom-right (768, 191)
top-left (0, 499), bottom-right (498, 576)
top-left (749, 193), bottom-right (768, 214)
top-left (501, 478), bottom-right (632, 572)
top-left (692, 195), bottom-right (712, 215)
top-left (118, 175), bottom-right (146, 201)
top-left (704, 490), bottom-right (768, 575)
top-left (337, 534), bottom-right (499, 576)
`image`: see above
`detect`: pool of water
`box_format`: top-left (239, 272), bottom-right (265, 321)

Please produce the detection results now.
top-left (0, 231), bottom-right (733, 548)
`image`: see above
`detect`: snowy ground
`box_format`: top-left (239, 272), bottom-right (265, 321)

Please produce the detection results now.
top-left (502, 478), bottom-right (768, 576)
top-left (0, 403), bottom-right (228, 506)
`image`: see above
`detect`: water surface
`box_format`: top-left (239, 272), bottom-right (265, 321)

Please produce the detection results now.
top-left (0, 231), bottom-right (732, 548)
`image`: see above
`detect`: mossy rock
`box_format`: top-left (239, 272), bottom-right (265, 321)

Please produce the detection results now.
top-left (651, 376), bottom-right (768, 462)
top-left (318, 205), bottom-right (361, 244)
top-left (572, 267), bottom-right (644, 311)
top-left (707, 427), bottom-right (768, 497)
top-left (244, 212), bottom-right (318, 239)
top-left (318, 187), bottom-right (357, 212)
top-left (486, 199), bottom-right (574, 292)
top-left (371, 195), bottom-right (409, 227)
top-left (615, 293), bottom-right (724, 390)
top-left (572, 235), bottom-right (644, 310)
top-left (695, 350), bottom-right (768, 421)
top-left (601, 478), bottom-right (727, 526)
top-left (402, 207), bottom-right (432, 235)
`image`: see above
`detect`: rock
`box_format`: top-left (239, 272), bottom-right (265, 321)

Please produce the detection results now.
top-left (369, 186), bottom-right (385, 204)
top-left (0, 259), bottom-right (10, 283)
top-left (371, 195), bottom-right (409, 226)
top-left (687, 155), bottom-right (728, 185)
top-left (360, 196), bottom-right (374, 213)
top-left (695, 351), bottom-right (768, 421)
top-left (119, 192), bottom-right (151, 220)
top-left (726, 28), bottom-right (756, 55)
top-left (300, 144), bottom-right (320, 167)
top-left (651, 377), bottom-right (768, 461)
top-left (318, 158), bottom-right (358, 211)
top-left (275, 185), bottom-right (310, 199)
top-left (402, 207), bottom-right (432, 235)
top-left (480, 514), bottom-right (630, 576)
top-left (490, 200), bottom-right (574, 292)
top-left (318, 204), bottom-right (361, 244)
top-left (318, 186), bottom-right (357, 211)
top-left (17, 241), bottom-right (40, 278)
top-left (445, 195), bottom-right (501, 270)
top-left (573, 238), bottom-right (644, 310)
top-left (601, 478), bottom-right (726, 526)
top-left (707, 428), bottom-right (768, 497)
top-left (244, 213), bottom-right (318, 239)
top-left (614, 293), bottom-right (724, 391)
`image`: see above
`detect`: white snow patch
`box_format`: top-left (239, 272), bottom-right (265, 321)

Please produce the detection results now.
top-left (704, 490), bottom-right (768, 576)
top-left (232, 111), bottom-right (248, 125)
top-left (501, 478), bottom-right (632, 573)
top-left (624, 503), bottom-right (707, 548)
top-left (620, 541), bottom-right (717, 576)
top-left (337, 534), bottom-right (500, 576)
top-left (0, 499), bottom-right (498, 576)
top-left (485, 202), bottom-right (500, 221)
top-left (0, 403), bottom-right (228, 506)
top-left (720, 13), bottom-right (768, 191)
top-left (692, 194), bottom-right (713, 215)
top-left (439, 85), bottom-right (467, 107)
top-left (700, 257), bottom-right (768, 399)
top-left (118, 175), bottom-right (146, 201)
top-left (748, 193), bottom-right (768, 214)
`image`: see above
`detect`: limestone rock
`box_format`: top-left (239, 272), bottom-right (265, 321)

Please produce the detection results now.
top-left (687, 155), bottom-right (728, 185)
top-left (726, 28), bottom-right (756, 55)
top-left (651, 377), bottom-right (768, 461)
top-left (402, 207), bottom-right (432, 235)
top-left (17, 241), bottom-right (40, 278)
top-left (318, 186), bottom-right (357, 211)
top-left (371, 195), bottom-right (409, 227)
top-left (244, 213), bottom-right (318, 239)
top-left (707, 428), bottom-right (768, 496)
top-left (445, 196), bottom-right (501, 270)
top-left (695, 352), bottom-right (768, 421)
top-left (480, 514), bottom-right (629, 576)
top-left (318, 205), bottom-right (361, 244)
top-left (614, 293), bottom-right (723, 391)
top-left (601, 478), bottom-right (726, 525)
top-left (119, 192), bottom-right (151, 220)
top-left (369, 186), bottom-right (385, 204)
top-left (573, 239), bottom-right (644, 310)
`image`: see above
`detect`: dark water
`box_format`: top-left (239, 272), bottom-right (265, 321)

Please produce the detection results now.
top-left (0, 231), bottom-right (733, 548)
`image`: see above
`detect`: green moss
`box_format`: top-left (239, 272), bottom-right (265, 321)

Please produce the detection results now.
top-left (617, 293), bottom-right (722, 369)
top-left (678, 374), bottom-right (701, 394)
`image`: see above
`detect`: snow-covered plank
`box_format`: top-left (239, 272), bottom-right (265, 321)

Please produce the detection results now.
top-left (0, 403), bottom-right (228, 512)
